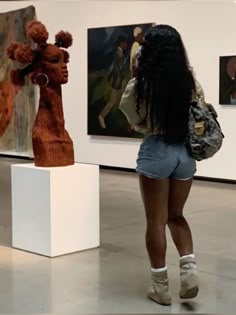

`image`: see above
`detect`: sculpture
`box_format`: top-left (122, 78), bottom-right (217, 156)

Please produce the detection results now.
top-left (6, 21), bottom-right (74, 167)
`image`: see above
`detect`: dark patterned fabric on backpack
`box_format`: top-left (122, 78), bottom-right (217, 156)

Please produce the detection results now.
top-left (186, 98), bottom-right (224, 161)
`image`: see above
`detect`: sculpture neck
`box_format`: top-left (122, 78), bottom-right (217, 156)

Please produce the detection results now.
top-left (40, 84), bottom-right (62, 99)
top-left (39, 84), bottom-right (64, 122)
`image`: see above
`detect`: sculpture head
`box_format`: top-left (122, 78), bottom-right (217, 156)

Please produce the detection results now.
top-left (7, 21), bottom-right (73, 88)
top-left (33, 43), bottom-right (69, 87)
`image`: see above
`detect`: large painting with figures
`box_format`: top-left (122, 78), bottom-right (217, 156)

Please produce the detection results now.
top-left (87, 23), bottom-right (153, 138)
top-left (0, 6), bottom-right (36, 156)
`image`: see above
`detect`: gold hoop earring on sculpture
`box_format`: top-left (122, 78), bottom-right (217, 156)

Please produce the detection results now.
top-left (33, 73), bottom-right (49, 87)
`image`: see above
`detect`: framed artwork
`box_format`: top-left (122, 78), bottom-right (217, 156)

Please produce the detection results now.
top-left (0, 6), bottom-right (36, 156)
top-left (219, 56), bottom-right (236, 105)
top-left (87, 23), bottom-right (153, 138)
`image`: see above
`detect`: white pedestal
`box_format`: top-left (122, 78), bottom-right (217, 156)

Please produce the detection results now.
top-left (11, 163), bottom-right (100, 257)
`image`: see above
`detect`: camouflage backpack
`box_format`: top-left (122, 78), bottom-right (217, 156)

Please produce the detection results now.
top-left (186, 98), bottom-right (224, 161)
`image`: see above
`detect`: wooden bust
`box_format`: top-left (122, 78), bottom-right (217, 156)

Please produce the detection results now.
top-left (7, 21), bottom-right (74, 167)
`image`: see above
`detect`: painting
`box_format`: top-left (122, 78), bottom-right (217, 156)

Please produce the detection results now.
top-left (0, 6), bottom-right (36, 156)
top-left (219, 56), bottom-right (236, 105)
top-left (87, 23), bottom-right (153, 138)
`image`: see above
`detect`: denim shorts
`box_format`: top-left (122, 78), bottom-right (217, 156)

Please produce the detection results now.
top-left (136, 135), bottom-right (196, 180)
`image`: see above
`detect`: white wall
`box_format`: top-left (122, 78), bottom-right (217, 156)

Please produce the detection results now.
top-left (0, 1), bottom-right (236, 180)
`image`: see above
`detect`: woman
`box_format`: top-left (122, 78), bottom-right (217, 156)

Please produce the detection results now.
top-left (120, 25), bottom-right (203, 305)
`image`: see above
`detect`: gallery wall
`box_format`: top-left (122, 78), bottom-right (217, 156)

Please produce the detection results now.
top-left (0, 1), bottom-right (235, 180)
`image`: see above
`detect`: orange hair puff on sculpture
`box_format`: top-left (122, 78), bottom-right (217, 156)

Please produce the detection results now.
top-left (55, 31), bottom-right (73, 48)
top-left (7, 43), bottom-right (20, 60)
top-left (14, 44), bottom-right (34, 64)
top-left (7, 43), bottom-right (34, 64)
top-left (27, 20), bottom-right (49, 46)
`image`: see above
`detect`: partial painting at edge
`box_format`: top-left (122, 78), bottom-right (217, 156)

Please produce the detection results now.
top-left (219, 56), bottom-right (236, 105)
top-left (0, 6), bottom-right (36, 155)
top-left (88, 23), bottom-right (153, 138)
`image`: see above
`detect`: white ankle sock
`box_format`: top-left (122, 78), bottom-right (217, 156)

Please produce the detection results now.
top-left (180, 254), bottom-right (195, 261)
top-left (151, 266), bottom-right (167, 273)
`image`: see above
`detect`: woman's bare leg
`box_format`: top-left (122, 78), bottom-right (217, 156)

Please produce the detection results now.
top-left (167, 178), bottom-right (193, 256)
top-left (139, 175), bottom-right (169, 268)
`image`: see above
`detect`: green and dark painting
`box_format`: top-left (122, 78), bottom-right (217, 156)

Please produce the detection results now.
top-left (88, 23), bottom-right (153, 138)
top-left (0, 6), bottom-right (36, 155)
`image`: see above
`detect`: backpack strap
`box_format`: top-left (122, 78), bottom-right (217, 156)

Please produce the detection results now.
top-left (192, 79), bottom-right (205, 103)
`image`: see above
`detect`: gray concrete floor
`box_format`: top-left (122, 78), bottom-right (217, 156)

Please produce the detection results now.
top-left (0, 157), bottom-right (235, 314)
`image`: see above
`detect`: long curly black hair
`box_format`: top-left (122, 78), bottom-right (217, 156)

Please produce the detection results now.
top-left (136, 24), bottom-right (196, 143)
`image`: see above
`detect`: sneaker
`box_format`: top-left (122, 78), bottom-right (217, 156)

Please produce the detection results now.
top-left (147, 269), bottom-right (172, 305)
top-left (179, 256), bottom-right (199, 299)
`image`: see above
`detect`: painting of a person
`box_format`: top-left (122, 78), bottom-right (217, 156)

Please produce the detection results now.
top-left (98, 35), bottom-right (128, 129)
top-left (227, 57), bottom-right (236, 104)
top-left (220, 55), bottom-right (236, 104)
